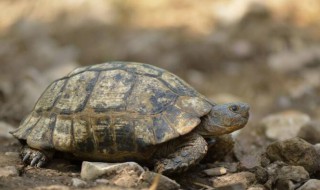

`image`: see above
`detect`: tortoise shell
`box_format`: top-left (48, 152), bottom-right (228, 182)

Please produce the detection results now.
top-left (11, 62), bottom-right (212, 161)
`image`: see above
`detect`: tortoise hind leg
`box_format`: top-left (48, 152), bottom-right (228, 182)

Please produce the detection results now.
top-left (21, 146), bottom-right (54, 167)
top-left (154, 133), bottom-right (208, 175)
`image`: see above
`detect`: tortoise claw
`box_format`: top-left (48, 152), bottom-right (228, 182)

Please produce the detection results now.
top-left (30, 155), bottom-right (41, 167)
top-left (22, 152), bottom-right (31, 163)
top-left (36, 160), bottom-right (45, 168)
top-left (20, 146), bottom-right (52, 167)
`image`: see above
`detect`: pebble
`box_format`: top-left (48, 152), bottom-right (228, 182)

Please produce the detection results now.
top-left (203, 167), bottom-right (227, 176)
top-left (138, 171), bottom-right (180, 190)
top-left (265, 137), bottom-right (319, 174)
top-left (95, 178), bottom-right (110, 184)
top-left (80, 161), bottom-right (145, 180)
top-left (33, 185), bottom-right (70, 190)
top-left (211, 172), bottom-right (255, 189)
top-left (297, 120), bottom-right (320, 144)
top-left (260, 111), bottom-right (310, 141)
top-left (4, 152), bottom-right (20, 157)
top-left (0, 166), bottom-right (19, 177)
top-left (71, 178), bottom-right (87, 188)
top-left (274, 166), bottom-right (309, 189)
top-left (247, 185), bottom-right (267, 190)
top-left (297, 179), bottom-right (320, 190)
top-left (313, 143), bottom-right (320, 156)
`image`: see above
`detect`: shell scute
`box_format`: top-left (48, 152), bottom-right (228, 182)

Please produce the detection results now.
top-left (126, 75), bottom-right (177, 114)
top-left (26, 114), bottom-right (56, 149)
top-left (52, 116), bottom-right (73, 152)
top-left (124, 62), bottom-right (163, 76)
top-left (163, 106), bottom-right (201, 135)
top-left (55, 71), bottom-right (99, 113)
top-left (88, 70), bottom-right (134, 112)
top-left (176, 96), bottom-right (212, 117)
top-left (161, 72), bottom-right (200, 97)
top-left (35, 79), bottom-right (66, 112)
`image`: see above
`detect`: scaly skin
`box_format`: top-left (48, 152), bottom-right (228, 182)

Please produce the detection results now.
top-left (154, 133), bottom-right (208, 175)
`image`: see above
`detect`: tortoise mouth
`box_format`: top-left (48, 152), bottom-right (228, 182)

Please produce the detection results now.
top-left (242, 112), bottom-right (250, 119)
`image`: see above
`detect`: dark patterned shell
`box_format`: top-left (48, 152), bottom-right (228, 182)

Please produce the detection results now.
top-left (11, 62), bottom-right (212, 161)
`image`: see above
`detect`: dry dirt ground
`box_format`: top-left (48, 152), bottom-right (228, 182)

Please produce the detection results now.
top-left (0, 1), bottom-right (320, 190)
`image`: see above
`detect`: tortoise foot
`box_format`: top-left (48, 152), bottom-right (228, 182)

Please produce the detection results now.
top-left (155, 158), bottom-right (189, 175)
top-left (21, 146), bottom-right (52, 167)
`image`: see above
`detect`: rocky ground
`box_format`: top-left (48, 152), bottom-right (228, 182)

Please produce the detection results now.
top-left (1, 1), bottom-right (320, 190)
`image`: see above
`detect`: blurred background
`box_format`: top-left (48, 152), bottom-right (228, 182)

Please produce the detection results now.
top-left (0, 0), bottom-right (320, 127)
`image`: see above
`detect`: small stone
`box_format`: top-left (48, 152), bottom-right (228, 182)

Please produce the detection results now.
top-left (81, 161), bottom-right (147, 188)
top-left (211, 172), bottom-right (255, 189)
top-left (298, 120), bottom-right (320, 144)
top-left (4, 152), bottom-right (19, 157)
top-left (80, 161), bottom-right (145, 180)
top-left (0, 166), bottom-right (19, 177)
top-left (260, 111), bottom-right (310, 141)
top-left (95, 178), bottom-right (109, 184)
top-left (72, 178), bottom-right (87, 188)
top-left (274, 166), bottom-right (309, 189)
top-left (297, 179), bottom-right (320, 190)
top-left (274, 179), bottom-right (295, 190)
top-left (138, 171), bottom-right (180, 190)
top-left (33, 185), bottom-right (70, 190)
top-left (277, 166), bottom-right (309, 182)
top-left (313, 143), bottom-right (320, 155)
top-left (266, 137), bottom-right (319, 174)
top-left (203, 167), bottom-right (227, 176)
top-left (247, 185), bottom-right (267, 190)
top-left (253, 166), bottom-right (268, 184)
top-left (214, 183), bottom-right (245, 190)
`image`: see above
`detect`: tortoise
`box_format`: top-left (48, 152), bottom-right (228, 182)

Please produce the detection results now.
top-left (11, 61), bottom-right (249, 174)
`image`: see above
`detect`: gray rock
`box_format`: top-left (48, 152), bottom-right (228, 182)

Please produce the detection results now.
top-left (80, 161), bottom-right (145, 181)
top-left (71, 178), bottom-right (87, 188)
top-left (277, 166), bottom-right (309, 182)
top-left (81, 161), bottom-right (149, 188)
top-left (313, 143), bottom-right (320, 156)
top-left (266, 137), bottom-right (319, 174)
top-left (260, 111), bottom-right (310, 141)
top-left (297, 179), bottom-right (320, 190)
top-left (0, 166), bottom-right (19, 177)
top-left (298, 120), bottom-right (320, 144)
top-left (138, 171), bottom-right (180, 190)
top-left (253, 166), bottom-right (268, 184)
top-left (274, 166), bottom-right (309, 189)
top-left (211, 172), bottom-right (255, 189)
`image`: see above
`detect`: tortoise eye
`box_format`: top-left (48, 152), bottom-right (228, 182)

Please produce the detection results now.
top-left (230, 105), bottom-right (239, 112)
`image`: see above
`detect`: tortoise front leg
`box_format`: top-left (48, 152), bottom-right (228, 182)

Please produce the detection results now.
top-left (21, 146), bottom-right (54, 167)
top-left (154, 133), bottom-right (208, 175)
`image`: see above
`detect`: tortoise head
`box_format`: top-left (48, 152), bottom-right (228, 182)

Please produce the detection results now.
top-left (196, 102), bottom-right (250, 137)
